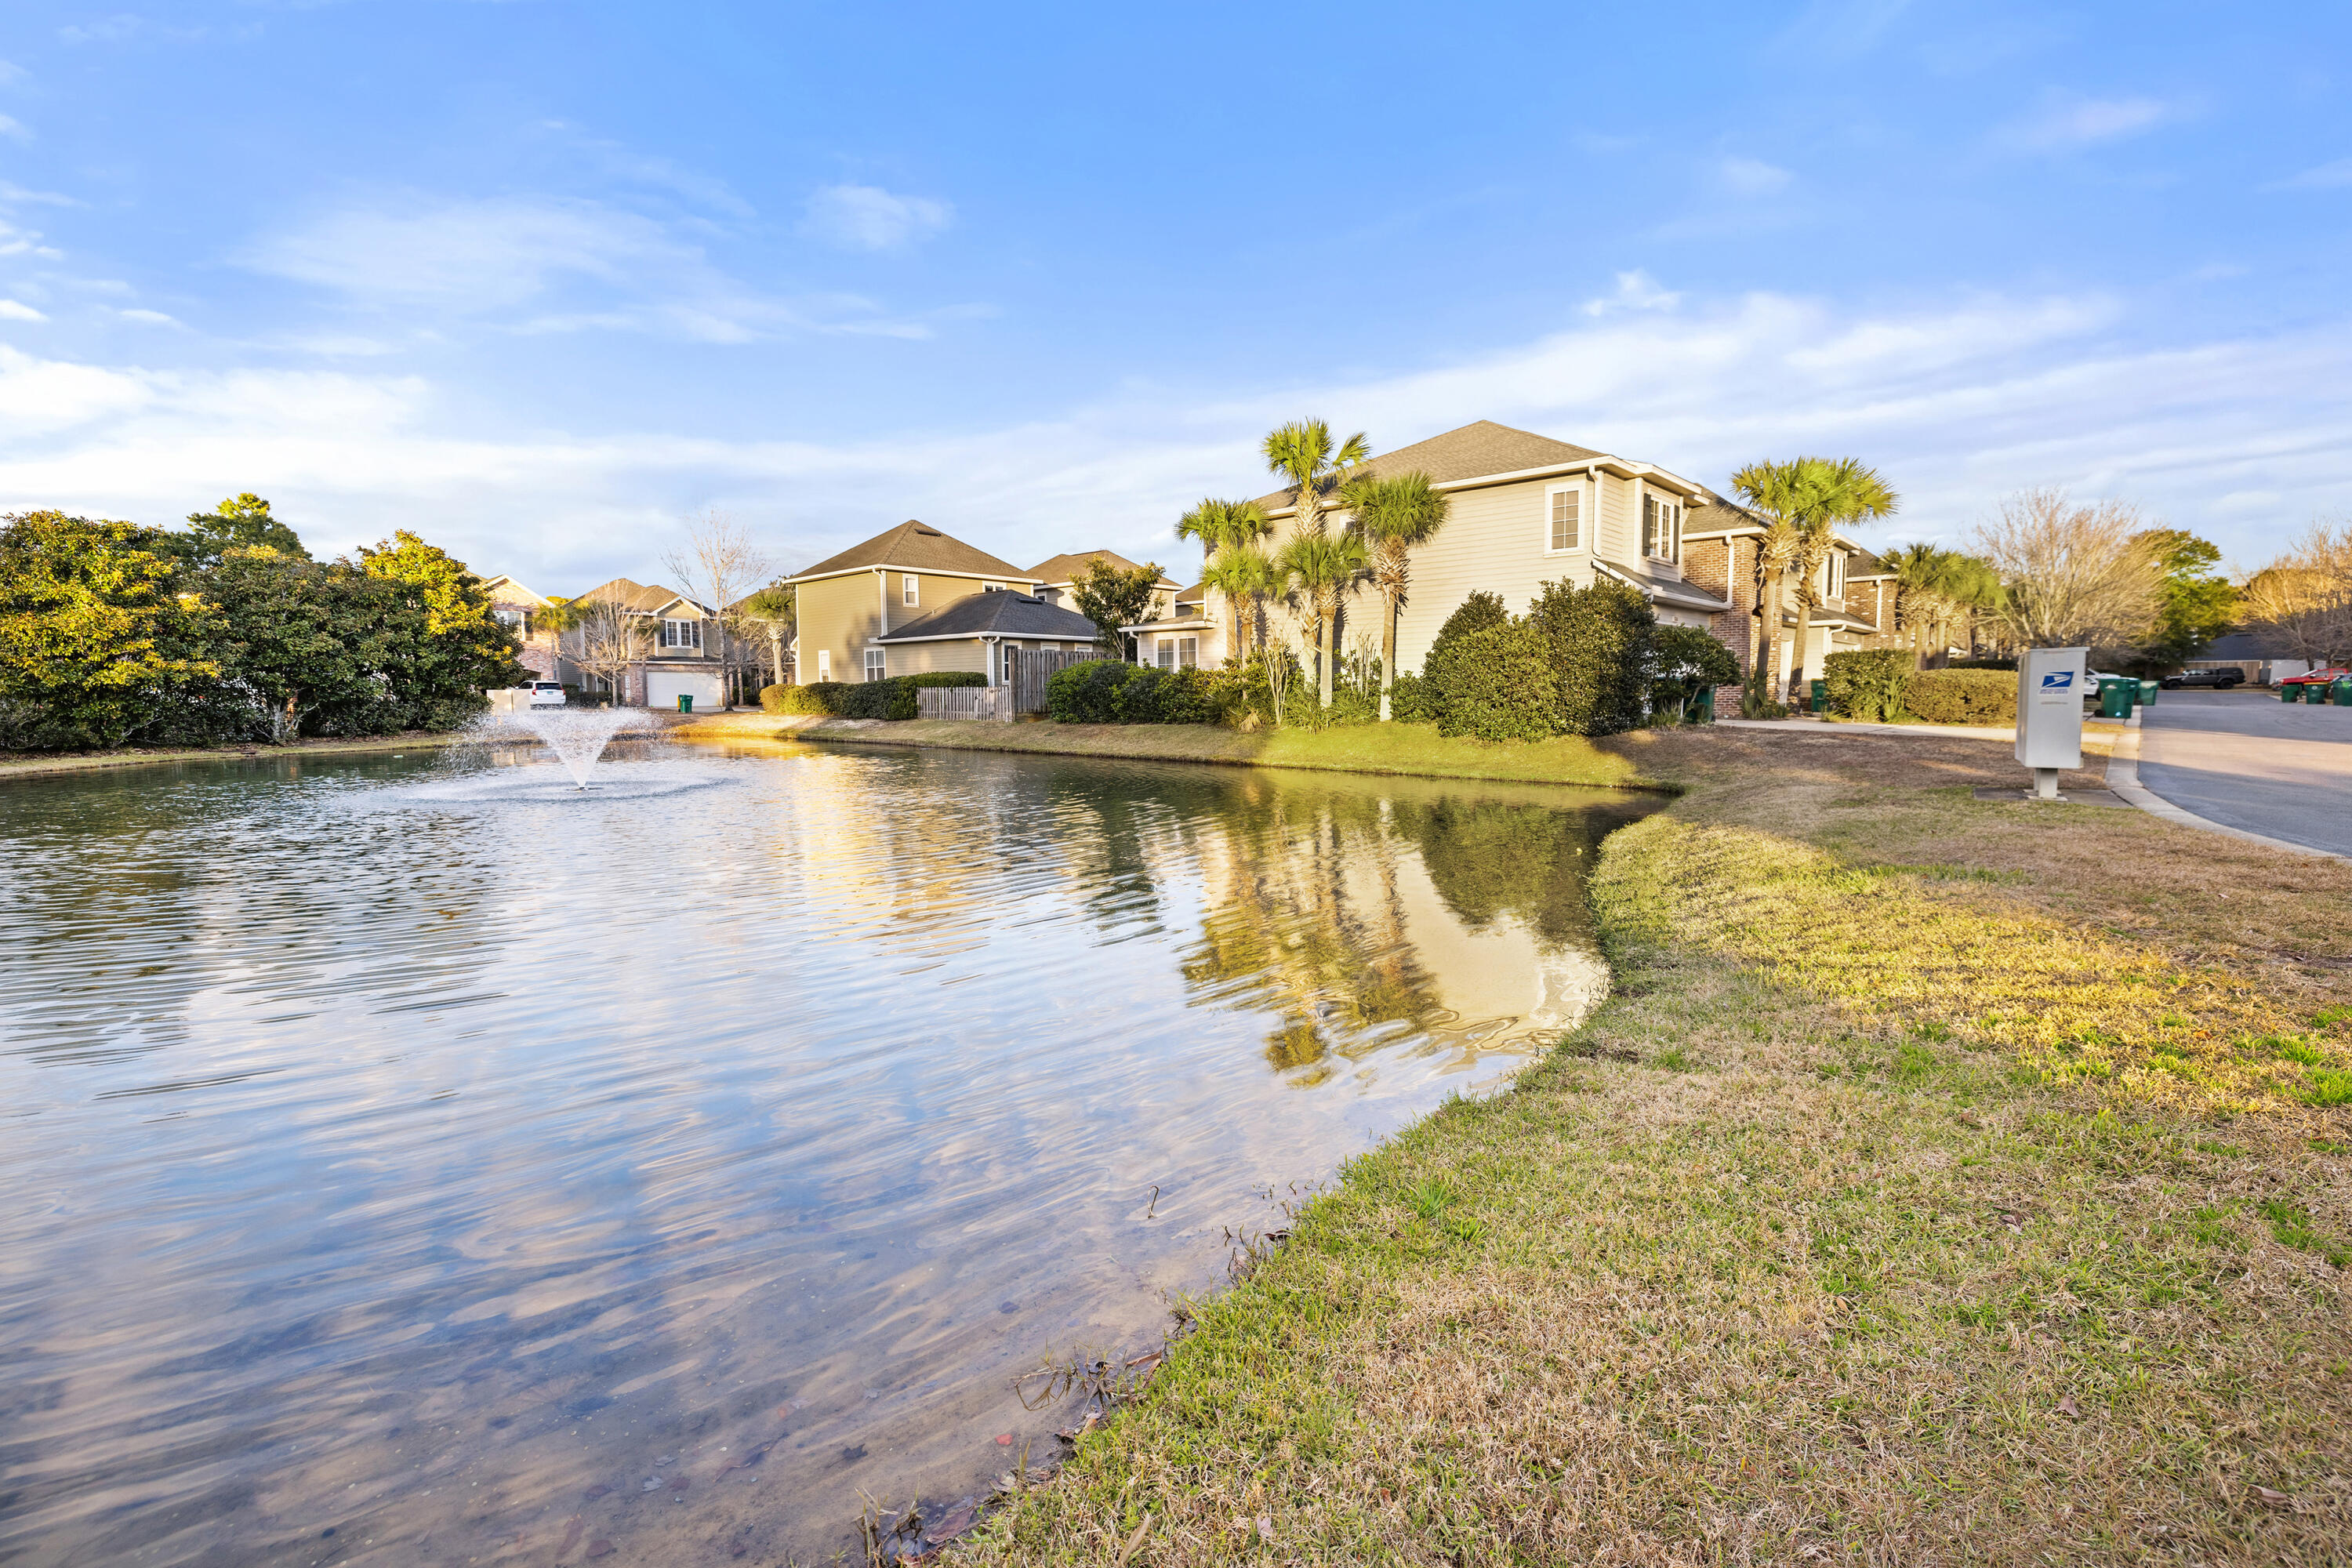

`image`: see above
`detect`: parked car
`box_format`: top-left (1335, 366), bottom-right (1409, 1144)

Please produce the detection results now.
top-left (528, 681), bottom-right (567, 707)
top-left (2158, 668), bottom-right (2245, 689)
top-left (2281, 667), bottom-right (2350, 695)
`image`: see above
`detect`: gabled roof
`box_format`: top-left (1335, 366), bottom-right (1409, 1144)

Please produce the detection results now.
top-left (876, 591), bottom-right (1105, 643)
top-left (480, 573), bottom-right (547, 607)
top-left (570, 576), bottom-right (713, 615)
top-left (1027, 549), bottom-right (1181, 590)
top-left (1248, 421), bottom-right (1611, 511)
top-left (791, 520), bottom-right (1036, 582)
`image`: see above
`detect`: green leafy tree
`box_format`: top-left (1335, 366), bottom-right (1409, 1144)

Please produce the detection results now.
top-left (201, 549), bottom-right (383, 742)
top-left (2133, 528), bottom-right (2235, 667)
top-left (1276, 529), bottom-right (1367, 708)
top-left (1070, 557), bottom-right (1167, 658)
top-left (1526, 578), bottom-right (1657, 735)
top-left (1340, 470), bottom-right (1450, 720)
top-left (170, 493), bottom-right (311, 572)
top-left (1261, 419), bottom-right (1369, 539)
top-left (1425, 619), bottom-right (1556, 742)
top-left (356, 530), bottom-right (528, 727)
top-left (1885, 543), bottom-right (2001, 665)
top-left (0, 510), bottom-right (220, 749)
top-left (1650, 625), bottom-right (1740, 722)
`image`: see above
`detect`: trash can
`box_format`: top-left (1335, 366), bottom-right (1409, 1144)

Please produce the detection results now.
top-left (677, 694), bottom-right (694, 713)
top-left (1692, 687), bottom-right (1715, 724)
top-left (2281, 681), bottom-right (2303, 703)
top-left (2335, 677), bottom-right (2352, 707)
top-left (1809, 679), bottom-right (1828, 715)
top-left (2098, 677), bottom-right (2132, 719)
top-left (2138, 679), bottom-right (2159, 708)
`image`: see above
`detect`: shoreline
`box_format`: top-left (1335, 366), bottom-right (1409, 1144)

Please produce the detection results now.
top-left (0, 730), bottom-right (475, 781)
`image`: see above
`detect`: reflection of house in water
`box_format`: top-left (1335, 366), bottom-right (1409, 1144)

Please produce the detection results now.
top-left (1174, 779), bottom-right (1635, 1077)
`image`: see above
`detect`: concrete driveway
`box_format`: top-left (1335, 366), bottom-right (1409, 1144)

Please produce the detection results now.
top-left (2136, 689), bottom-right (2352, 857)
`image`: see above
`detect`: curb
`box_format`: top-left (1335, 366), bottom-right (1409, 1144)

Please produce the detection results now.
top-left (2106, 710), bottom-right (2350, 864)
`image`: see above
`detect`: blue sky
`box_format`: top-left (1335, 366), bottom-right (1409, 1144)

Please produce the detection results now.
top-left (1, 1), bottom-right (2347, 591)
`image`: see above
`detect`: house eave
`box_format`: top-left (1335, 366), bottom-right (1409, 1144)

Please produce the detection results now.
top-left (1261, 454), bottom-right (1707, 519)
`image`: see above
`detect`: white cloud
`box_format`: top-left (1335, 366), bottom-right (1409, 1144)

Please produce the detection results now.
top-left (1582, 270), bottom-right (1682, 317)
top-left (118, 307), bottom-right (176, 325)
top-left (0, 299), bottom-right (47, 321)
top-left (243, 194), bottom-right (931, 342)
top-left (1997, 93), bottom-right (2176, 152)
top-left (3, 289), bottom-right (2347, 586)
top-left (2270, 156), bottom-right (2352, 191)
top-left (0, 114), bottom-right (29, 140)
top-left (0, 58), bottom-right (27, 85)
top-left (801, 183), bottom-right (953, 251)
top-left (1718, 156), bottom-right (1793, 196)
top-left (57, 14), bottom-right (202, 45)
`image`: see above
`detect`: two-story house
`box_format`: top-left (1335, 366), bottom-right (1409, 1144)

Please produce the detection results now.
top-left (1133, 420), bottom-right (1734, 677)
top-left (480, 573), bottom-right (568, 684)
top-left (1028, 551), bottom-right (1181, 619)
top-left (785, 521), bottom-right (1102, 685)
top-left (561, 578), bottom-right (727, 708)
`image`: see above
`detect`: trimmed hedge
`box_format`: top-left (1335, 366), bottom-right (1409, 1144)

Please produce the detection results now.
top-left (1823, 648), bottom-right (1913, 723)
top-left (1388, 671), bottom-right (1435, 724)
top-left (1529, 579), bottom-right (1656, 736)
top-left (760, 671), bottom-right (983, 720)
top-left (1427, 622), bottom-right (1559, 742)
top-left (1044, 660), bottom-right (1240, 726)
top-left (1046, 659), bottom-right (1134, 722)
top-left (1905, 668), bottom-right (2016, 724)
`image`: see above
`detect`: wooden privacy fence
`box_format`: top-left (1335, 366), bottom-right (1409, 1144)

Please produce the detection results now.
top-left (914, 648), bottom-right (1104, 720)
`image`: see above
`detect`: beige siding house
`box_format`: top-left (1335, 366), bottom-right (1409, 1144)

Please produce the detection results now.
top-left (1680, 503), bottom-right (1884, 697)
top-left (480, 574), bottom-right (567, 684)
top-left (1157, 421), bottom-right (1733, 677)
top-left (1028, 551), bottom-right (1181, 619)
top-left (560, 578), bottom-right (729, 707)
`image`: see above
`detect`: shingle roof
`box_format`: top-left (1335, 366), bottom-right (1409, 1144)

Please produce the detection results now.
top-left (1248, 420), bottom-right (1611, 511)
top-left (791, 521), bottom-right (1035, 581)
top-left (876, 591), bottom-right (1106, 643)
top-left (1027, 549), bottom-right (1180, 589)
top-left (572, 577), bottom-right (706, 614)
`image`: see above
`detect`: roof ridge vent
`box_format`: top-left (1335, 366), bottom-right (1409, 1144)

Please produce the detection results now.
top-left (911, 523), bottom-right (942, 535)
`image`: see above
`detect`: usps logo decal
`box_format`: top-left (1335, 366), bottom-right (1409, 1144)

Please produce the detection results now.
top-left (2039, 672), bottom-right (2074, 691)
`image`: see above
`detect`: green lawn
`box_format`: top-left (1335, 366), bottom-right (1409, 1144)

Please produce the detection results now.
top-left (953, 731), bottom-right (2352, 1566)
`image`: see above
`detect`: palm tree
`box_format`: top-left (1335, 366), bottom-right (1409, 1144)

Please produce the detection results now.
top-left (1201, 546), bottom-right (1267, 662)
top-left (1732, 456), bottom-right (1899, 701)
top-left (1262, 419), bottom-right (1370, 537)
top-left (1277, 530), bottom-right (1368, 707)
top-left (1177, 496), bottom-right (1272, 558)
top-left (739, 584), bottom-right (797, 688)
top-left (1339, 470), bottom-right (1450, 720)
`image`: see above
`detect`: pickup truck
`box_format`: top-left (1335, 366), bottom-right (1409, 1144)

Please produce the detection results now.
top-left (2158, 668), bottom-right (2245, 689)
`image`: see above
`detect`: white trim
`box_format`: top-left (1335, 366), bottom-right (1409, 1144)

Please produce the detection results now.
top-left (782, 564), bottom-right (1045, 588)
top-left (1543, 480), bottom-right (1587, 555)
top-left (816, 648), bottom-right (832, 681)
top-left (1259, 453), bottom-right (1704, 518)
top-left (876, 629), bottom-right (1036, 644)
top-left (902, 572), bottom-right (920, 607)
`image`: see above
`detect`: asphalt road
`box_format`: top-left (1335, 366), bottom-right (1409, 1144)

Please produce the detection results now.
top-left (2136, 689), bottom-right (2352, 857)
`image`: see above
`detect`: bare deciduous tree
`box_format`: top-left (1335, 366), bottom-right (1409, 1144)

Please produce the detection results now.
top-left (1973, 489), bottom-right (2161, 650)
top-left (2241, 521), bottom-right (2352, 669)
top-left (572, 593), bottom-right (650, 702)
top-left (662, 510), bottom-right (775, 710)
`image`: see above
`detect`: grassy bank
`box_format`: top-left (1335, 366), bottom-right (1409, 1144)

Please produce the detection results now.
top-left (961, 728), bottom-right (2352, 1565)
top-left (685, 714), bottom-right (1661, 793)
top-left (0, 729), bottom-right (473, 781)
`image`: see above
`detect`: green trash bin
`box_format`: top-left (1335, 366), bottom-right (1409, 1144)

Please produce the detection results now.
top-left (2098, 677), bottom-right (2132, 719)
top-left (677, 694), bottom-right (694, 713)
top-left (2281, 681), bottom-right (2302, 703)
top-left (2334, 677), bottom-right (2352, 707)
top-left (1809, 678), bottom-right (1828, 715)
top-left (1692, 687), bottom-right (1715, 724)
top-left (2138, 679), bottom-right (2159, 707)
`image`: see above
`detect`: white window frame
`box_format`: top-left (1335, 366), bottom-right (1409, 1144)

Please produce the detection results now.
top-left (662, 618), bottom-right (702, 650)
top-left (1544, 481), bottom-right (1584, 555)
top-left (1156, 638), bottom-right (1176, 670)
top-left (902, 574), bottom-right (919, 607)
top-left (816, 648), bottom-right (832, 681)
top-left (863, 648), bottom-right (888, 681)
top-left (1177, 635), bottom-right (1198, 669)
top-left (1642, 495), bottom-right (1682, 564)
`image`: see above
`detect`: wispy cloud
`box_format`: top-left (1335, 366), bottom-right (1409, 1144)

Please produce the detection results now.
top-left (1996, 93), bottom-right (2179, 152)
top-left (57, 13), bottom-right (204, 45)
top-left (2269, 156), bottom-right (2352, 191)
top-left (801, 183), bottom-right (953, 251)
top-left (0, 114), bottom-right (29, 141)
top-left (0, 299), bottom-right (48, 321)
top-left (243, 194), bottom-right (933, 342)
top-left (1582, 270), bottom-right (1682, 318)
top-left (119, 307), bottom-right (176, 325)
top-left (13, 285), bottom-right (2338, 583)
top-left (1718, 156), bottom-right (1793, 196)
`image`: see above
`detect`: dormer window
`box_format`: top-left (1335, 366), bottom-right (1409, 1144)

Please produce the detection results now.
top-left (1642, 495), bottom-right (1683, 563)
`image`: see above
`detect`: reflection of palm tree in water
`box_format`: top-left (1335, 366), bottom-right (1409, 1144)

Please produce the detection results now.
top-left (1179, 785), bottom-right (1446, 1073)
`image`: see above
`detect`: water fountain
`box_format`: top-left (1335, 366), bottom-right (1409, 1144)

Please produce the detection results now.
top-left (466, 706), bottom-right (639, 787)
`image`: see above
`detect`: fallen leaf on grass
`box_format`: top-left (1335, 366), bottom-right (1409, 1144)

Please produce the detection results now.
top-left (993, 1433), bottom-right (1013, 1446)
top-left (2252, 1486), bottom-right (2292, 1505)
top-left (2057, 1394), bottom-right (2079, 1417)
top-left (1256, 1515), bottom-right (1274, 1543)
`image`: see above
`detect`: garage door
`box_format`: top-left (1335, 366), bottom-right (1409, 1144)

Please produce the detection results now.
top-left (645, 671), bottom-right (725, 710)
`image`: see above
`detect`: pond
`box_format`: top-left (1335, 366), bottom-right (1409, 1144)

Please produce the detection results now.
top-left (0, 736), bottom-right (1651, 1565)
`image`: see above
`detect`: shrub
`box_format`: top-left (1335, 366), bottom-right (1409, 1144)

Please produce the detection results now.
top-left (1905, 668), bottom-right (2016, 724)
top-left (1157, 666), bottom-right (1233, 726)
top-left (1427, 621), bottom-right (1558, 742)
top-left (1430, 590), bottom-right (1508, 652)
top-left (1949, 657), bottom-right (2016, 671)
top-left (1388, 670), bottom-right (1435, 723)
top-left (1528, 579), bottom-right (1655, 736)
top-left (1112, 666), bottom-right (1167, 722)
top-left (1823, 648), bottom-right (1914, 722)
top-left (1650, 626), bottom-right (1740, 724)
top-left (759, 670), bottom-right (983, 720)
top-left (1045, 659), bottom-right (1134, 722)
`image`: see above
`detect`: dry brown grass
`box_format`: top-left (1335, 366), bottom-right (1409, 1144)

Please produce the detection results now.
top-left (960, 726), bottom-right (2352, 1567)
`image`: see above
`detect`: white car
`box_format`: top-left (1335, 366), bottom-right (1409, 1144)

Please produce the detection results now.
top-left (527, 681), bottom-right (567, 707)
